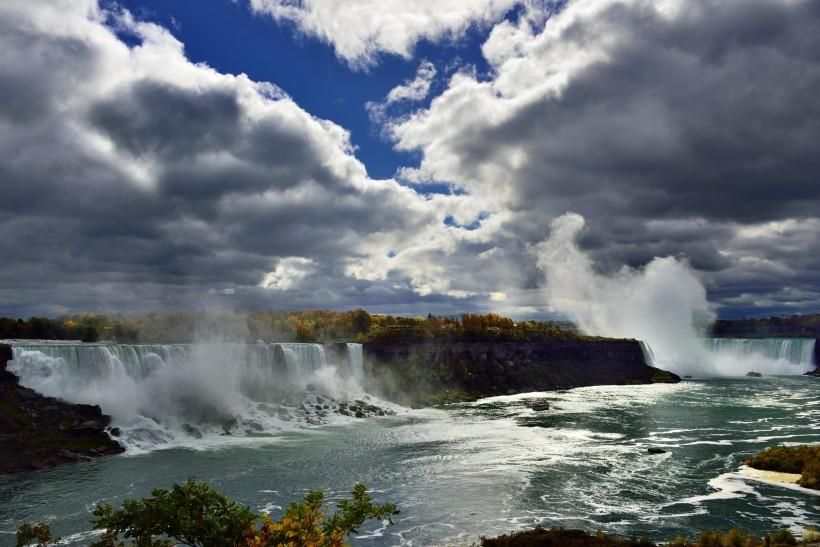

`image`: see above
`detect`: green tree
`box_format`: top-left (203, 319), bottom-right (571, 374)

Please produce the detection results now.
top-left (19, 478), bottom-right (396, 547)
top-left (89, 477), bottom-right (256, 547)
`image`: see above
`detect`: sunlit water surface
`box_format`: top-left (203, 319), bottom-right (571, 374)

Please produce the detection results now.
top-left (1, 377), bottom-right (818, 546)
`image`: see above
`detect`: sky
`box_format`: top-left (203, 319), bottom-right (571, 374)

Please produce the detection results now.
top-left (1, 0), bottom-right (819, 319)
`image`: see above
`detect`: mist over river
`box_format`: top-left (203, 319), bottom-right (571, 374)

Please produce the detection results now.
top-left (1, 375), bottom-right (818, 546)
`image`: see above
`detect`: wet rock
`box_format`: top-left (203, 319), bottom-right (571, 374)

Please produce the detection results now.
top-left (181, 424), bottom-right (203, 439)
top-left (108, 427), bottom-right (121, 438)
top-left (219, 416), bottom-right (238, 435)
top-left (647, 447), bottom-right (668, 455)
top-left (364, 340), bottom-right (679, 407)
top-left (0, 344), bottom-right (124, 474)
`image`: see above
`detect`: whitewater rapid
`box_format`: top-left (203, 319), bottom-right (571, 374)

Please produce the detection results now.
top-left (639, 338), bottom-right (816, 376)
top-left (4, 340), bottom-right (398, 453)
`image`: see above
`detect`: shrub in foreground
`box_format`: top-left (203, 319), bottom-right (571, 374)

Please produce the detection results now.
top-left (17, 478), bottom-right (396, 547)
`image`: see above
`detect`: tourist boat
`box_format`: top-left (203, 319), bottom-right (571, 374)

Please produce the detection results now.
top-left (531, 399), bottom-right (550, 411)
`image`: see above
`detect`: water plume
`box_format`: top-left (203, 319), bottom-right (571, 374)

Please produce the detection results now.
top-left (535, 213), bottom-right (814, 376)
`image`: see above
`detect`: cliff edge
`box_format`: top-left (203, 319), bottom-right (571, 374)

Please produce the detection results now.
top-left (0, 343), bottom-right (124, 474)
top-left (364, 340), bottom-right (679, 407)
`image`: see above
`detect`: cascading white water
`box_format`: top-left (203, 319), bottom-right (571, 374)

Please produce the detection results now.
top-left (346, 342), bottom-right (364, 383)
top-left (705, 338), bottom-right (816, 375)
top-left (3, 340), bottom-right (380, 452)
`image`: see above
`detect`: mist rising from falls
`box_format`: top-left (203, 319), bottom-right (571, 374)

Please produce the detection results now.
top-left (535, 213), bottom-right (814, 376)
top-left (6, 340), bottom-right (385, 452)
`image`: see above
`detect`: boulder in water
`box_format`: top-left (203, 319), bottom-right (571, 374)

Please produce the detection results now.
top-left (647, 447), bottom-right (668, 455)
top-left (181, 424), bottom-right (203, 439)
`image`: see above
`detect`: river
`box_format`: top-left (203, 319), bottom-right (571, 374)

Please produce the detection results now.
top-left (1, 373), bottom-right (817, 545)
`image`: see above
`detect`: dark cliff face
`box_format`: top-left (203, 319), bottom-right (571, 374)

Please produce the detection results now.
top-left (363, 340), bottom-right (679, 407)
top-left (0, 344), bottom-right (124, 474)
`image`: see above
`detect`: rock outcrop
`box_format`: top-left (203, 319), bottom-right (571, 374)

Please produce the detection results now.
top-left (0, 344), bottom-right (124, 474)
top-left (364, 340), bottom-right (679, 407)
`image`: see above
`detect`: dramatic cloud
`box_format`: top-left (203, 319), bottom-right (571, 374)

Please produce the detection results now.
top-left (2, 0), bottom-right (819, 318)
top-left (247, 0), bottom-right (523, 67)
top-left (388, 0), bottom-right (820, 315)
top-left (0, 0), bottom-right (506, 316)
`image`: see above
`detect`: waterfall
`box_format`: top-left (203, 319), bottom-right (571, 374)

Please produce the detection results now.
top-left (705, 338), bottom-right (816, 375)
top-left (639, 341), bottom-right (657, 367)
top-left (3, 340), bottom-right (377, 452)
top-left (346, 342), bottom-right (364, 382)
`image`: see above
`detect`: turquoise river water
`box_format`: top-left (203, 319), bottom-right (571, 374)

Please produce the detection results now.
top-left (1, 375), bottom-right (818, 546)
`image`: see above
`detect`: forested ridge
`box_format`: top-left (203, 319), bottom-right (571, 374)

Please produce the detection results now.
top-left (0, 310), bottom-right (587, 344)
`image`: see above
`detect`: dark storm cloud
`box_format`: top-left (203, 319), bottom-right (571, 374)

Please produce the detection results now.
top-left (0, 1), bottom-right (461, 316)
top-left (391, 0), bottom-right (820, 316)
top-left (4, 0), bottom-right (820, 318)
top-left (89, 80), bottom-right (242, 160)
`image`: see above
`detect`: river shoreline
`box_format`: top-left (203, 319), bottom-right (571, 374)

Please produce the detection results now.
top-left (0, 344), bottom-right (123, 474)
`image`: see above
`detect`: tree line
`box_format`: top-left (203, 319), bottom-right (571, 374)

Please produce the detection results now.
top-left (710, 314), bottom-right (820, 338)
top-left (0, 310), bottom-right (587, 344)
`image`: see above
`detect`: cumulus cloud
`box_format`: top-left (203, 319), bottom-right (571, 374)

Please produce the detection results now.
top-left (366, 60), bottom-right (437, 127)
top-left (247, 0), bottom-right (522, 67)
top-left (0, 0), bottom-right (508, 316)
top-left (388, 0), bottom-right (820, 315)
top-left (260, 257), bottom-right (316, 290)
top-left (3, 0), bottom-right (819, 319)
top-left (386, 60), bottom-right (438, 104)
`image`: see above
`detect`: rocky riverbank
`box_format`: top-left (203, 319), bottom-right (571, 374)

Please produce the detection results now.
top-left (364, 340), bottom-right (679, 407)
top-left (0, 343), bottom-right (123, 474)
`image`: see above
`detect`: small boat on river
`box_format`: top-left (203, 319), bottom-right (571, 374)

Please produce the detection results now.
top-left (531, 399), bottom-right (550, 411)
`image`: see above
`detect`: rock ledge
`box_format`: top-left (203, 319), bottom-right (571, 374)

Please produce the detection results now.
top-left (0, 344), bottom-right (124, 474)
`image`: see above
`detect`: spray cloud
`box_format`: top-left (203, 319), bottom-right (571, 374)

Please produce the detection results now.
top-left (536, 213), bottom-right (716, 375)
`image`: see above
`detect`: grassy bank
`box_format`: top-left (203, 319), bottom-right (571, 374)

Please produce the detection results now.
top-left (745, 444), bottom-right (820, 490)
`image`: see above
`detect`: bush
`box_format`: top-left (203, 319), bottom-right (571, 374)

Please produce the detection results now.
top-left (244, 484), bottom-right (397, 547)
top-left (89, 477), bottom-right (256, 547)
top-left (15, 522), bottom-right (56, 547)
top-left (744, 445), bottom-right (820, 490)
top-left (481, 526), bottom-right (655, 546)
top-left (18, 478), bottom-right (396, 547)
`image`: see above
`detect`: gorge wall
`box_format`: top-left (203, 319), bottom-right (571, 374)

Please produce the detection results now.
top-left (0, 344), bottom-right (123, 474)
top-left (364, 340), bottom-right (679, 407)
